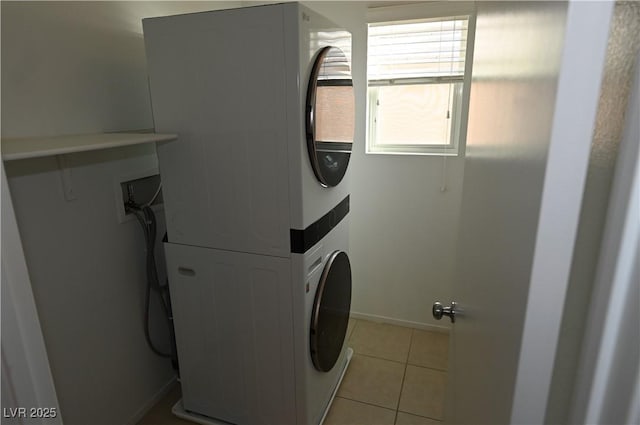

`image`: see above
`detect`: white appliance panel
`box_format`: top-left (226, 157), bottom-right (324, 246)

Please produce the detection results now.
top-left (144, 6), bottom-right (291, 256)
top-left (165, 243), bottom-right (296, 425)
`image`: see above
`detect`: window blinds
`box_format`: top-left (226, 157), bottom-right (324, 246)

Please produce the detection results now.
top-left (311, 30), bottom-right (353, 80)
top-left (368, 16), bottom-right (469, 82)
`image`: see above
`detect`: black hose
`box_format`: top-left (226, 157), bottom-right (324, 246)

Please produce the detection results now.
top-left (130, 204), bottom-right (171, 358)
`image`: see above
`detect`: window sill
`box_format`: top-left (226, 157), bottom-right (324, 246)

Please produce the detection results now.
top-left (365, 150), bottom-right (460, 157)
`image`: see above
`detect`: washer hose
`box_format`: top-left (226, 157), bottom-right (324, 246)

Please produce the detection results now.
top-left (127, 202), bottom-right (175, 361)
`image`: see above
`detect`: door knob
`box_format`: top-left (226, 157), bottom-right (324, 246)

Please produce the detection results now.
top-left (432, 301), bottom-right (457, 323)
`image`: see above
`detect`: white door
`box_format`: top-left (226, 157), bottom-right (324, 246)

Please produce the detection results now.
top-left (441, 2), bottom-right (614, 424)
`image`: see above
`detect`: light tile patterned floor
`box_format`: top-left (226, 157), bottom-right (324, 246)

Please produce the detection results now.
top-left (326, 319), bottom-right (448, 425)
top-left (138, 319), bottom-right (449, 425)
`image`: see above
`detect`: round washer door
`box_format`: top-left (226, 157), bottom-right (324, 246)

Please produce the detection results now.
top-left (310, 250), bottom-right (352, 372)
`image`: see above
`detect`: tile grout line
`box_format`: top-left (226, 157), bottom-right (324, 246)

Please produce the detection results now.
top-left (393, 328), bottom-right (415, 424)
top-left (334, 395), bottom-right (397, 413)
top-left (394, 358), bottom-right (408, 423)
top-left (407, 326), bottom-right (449, 372)
top-left (341, 319), bottom-right (448, 424)
top-left (350, 352), bottom-right (448, 373)
top-left (354, 352), bottom-right (409, 366)
top-left (335, 394), bottom-right (444, 425)
top-left (406, 328), bottom-right (414, 364)
top-left (396, 408), bottom-right (443, 423)
top-left (406, 362), bottom-right (448, 373)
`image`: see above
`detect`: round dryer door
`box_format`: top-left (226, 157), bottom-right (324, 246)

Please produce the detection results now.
top-left (310, 250), bottom-right (352, 372)
top-left (305, 46), bottom-right (355, 187)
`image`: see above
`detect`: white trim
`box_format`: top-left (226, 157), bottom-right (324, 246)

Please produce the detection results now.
top-left (365, 150), bottom-right (458, 157)
top-left (364, 3), bottom-right (476, 157)
top-left (569, 50), bottom-right (640, 425)
top-left (626, 367), bottom-right (640, 425)
top-left (367, 1), bottom-right (475, 24)
top-left (510, 2), bottom-right (613, 424)
top-left (366, 82), bottom-right (463, 156)
top-left (1, 160), bottom-right (62, 424)
top-left (350, 311), bottom-right (450, 334)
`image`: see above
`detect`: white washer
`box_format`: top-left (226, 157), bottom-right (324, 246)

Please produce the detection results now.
top-left (143, 3), bottom-right (355, 425)
top-left (291, 218), bottom-right (353, 425)
top-left (164, 217), bottom-right (352, 425)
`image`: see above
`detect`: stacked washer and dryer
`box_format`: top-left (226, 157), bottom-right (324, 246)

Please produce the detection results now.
top-left (143, 3), bottom-right (355, 425)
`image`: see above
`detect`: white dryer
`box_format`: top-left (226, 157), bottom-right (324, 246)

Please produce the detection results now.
top-left (143, 3), bottom-right (355, 425)
top-left (143, 2), bottom-right (354, 257)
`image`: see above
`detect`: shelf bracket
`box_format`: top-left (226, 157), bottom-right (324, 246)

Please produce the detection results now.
top-left (56, 155), bottom-right (77, 201)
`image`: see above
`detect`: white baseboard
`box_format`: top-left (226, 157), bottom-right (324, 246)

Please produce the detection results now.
top-left (350, 311), bottom-right (450, 334)
top-left (125, 374), bottom-right (178, 425)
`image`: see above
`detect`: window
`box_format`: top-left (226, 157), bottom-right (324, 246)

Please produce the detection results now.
top-left (367, 15), bottom-right (472, 155)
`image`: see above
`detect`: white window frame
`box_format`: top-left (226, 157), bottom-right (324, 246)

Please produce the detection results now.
top-left (366, 2), bottom-right (476, 156)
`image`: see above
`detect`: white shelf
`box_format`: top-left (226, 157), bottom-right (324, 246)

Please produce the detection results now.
top-left (1, 132), bottom-right (177, 161)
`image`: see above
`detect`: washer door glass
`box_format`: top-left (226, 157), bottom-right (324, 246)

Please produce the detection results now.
top-left (305, 46), bottom-right (355, 188)
top-left (310, 250), bottom-right (352, 372)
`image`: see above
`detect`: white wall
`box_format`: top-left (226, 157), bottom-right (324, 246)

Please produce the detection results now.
top-left (304, 1), bottom-right (465, 330)
top-left (1, 2), bottom-right (239, 424)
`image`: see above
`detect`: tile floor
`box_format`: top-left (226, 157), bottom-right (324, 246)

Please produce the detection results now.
top-left (138, 319), bottom-right (449, 425)
top-left (326, 319), bottom-right (448, 425)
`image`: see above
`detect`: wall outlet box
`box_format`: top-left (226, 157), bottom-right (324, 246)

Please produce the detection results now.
top-left (114, 168), bottom-right (163, 223)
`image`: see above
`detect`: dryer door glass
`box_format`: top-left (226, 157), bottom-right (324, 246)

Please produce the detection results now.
top-left (305, 46), bottom-right (355, 187)
top-left (310, 250), bottom-right (352, 372)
